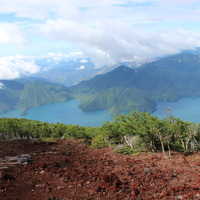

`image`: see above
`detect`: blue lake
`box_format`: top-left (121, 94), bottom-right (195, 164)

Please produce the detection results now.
top-left (153, 96), bottom-right (200, 123)
top-left (1, 96), bottom-right (200, 126)
top-left (0, 100), bottom-right (113, 127)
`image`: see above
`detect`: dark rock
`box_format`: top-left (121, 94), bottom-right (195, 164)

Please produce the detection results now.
top-left (2, 174), bottom-right (15, 181)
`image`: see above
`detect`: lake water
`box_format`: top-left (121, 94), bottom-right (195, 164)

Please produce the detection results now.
top-left (0, 100), bottom-right (113, 127)
top-left (153, 96), bottom-right (200, 123)
top-left (1, 96), bottom-right (200, 126)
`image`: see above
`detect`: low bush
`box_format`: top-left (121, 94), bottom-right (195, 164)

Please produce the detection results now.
top-left (115, 145), bottom-right (140, 155)
top-left (91, 134), bottom-right (108, 149)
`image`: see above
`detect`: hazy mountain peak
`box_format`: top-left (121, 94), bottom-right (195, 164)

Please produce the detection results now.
top-left (112, 65), bottom-right (133, 72)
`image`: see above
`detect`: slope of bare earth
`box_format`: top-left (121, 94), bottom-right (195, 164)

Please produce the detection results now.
top-left (0, 139), bottom-right (200, 200)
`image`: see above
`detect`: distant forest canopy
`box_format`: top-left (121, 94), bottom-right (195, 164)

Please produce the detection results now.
top-left (1, 110), bottom-right (200, 157)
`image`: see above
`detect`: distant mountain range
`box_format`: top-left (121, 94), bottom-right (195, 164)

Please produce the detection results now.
top-left (34, 58), bottom-right (114, 86)
top-left (71, 52), bottom-right (200, 114)
top-left (1, 52), bottom-right (200, 115)
top-left (0, 78), bottom-right (72, 115)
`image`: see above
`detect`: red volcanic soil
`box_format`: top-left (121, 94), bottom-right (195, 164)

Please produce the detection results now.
top-left (0, 139), bottom-right (200, 200)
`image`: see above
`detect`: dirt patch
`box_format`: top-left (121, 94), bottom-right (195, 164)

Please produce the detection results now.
top-left (0, 139), bottom-right (200, 199)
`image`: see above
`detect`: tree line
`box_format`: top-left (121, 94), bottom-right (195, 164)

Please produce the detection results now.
top-left (0, 118), bottom-right (99, 141)
top-left (102, 110), bottom-right (200, 157)
top-left (0, 110), bottom-right (200, 157)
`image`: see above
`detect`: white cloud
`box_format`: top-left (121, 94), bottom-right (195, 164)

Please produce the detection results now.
top-left (35, 51), bottom-right (86, 72)
top-left (1, 0), bottom-right (200, 69)
top-left (39, 51), bottom-right (84, 62)
top-left (0, 82), bottom-right (4, 89)
top-left (0, 55), bottom-right (40, 80)
top-left (39, 19), bottom-right (200, 67)
top-left (80, 59), bottom-right (88, 63)
top-left (159, 0), bottom-right (200, 6)
top-left (76, 65), bottom-right (86, 70)
top-left (0, 23), bottom-right (28, 45)
top-left (0, 0), bottom-right (199, 23)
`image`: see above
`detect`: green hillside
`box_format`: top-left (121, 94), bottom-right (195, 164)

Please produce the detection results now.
top-left (125, 53), bottom-right (200, 100)
top-left (1, 52), bottom-right (200, 116)
top-left (71, 65), bottom-right (136, 94)
top-left (0, 79), bottom-right (72, 115)
top-left (72, 53), bottom-right (200, 114)
top-left (79, 87), bottom-right (156, 115)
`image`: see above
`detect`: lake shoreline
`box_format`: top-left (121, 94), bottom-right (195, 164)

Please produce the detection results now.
top-left (0, 99), bottom-right (113, 127)
top-left (1, 95), bottom-right (200, 125)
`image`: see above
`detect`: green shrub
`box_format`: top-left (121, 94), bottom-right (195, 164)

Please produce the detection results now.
top-left (115, 146), bottom-right (140, 155)
top-left (91, 134), bottom-right (108, 148)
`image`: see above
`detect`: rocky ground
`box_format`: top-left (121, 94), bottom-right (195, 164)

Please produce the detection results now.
top-left (0, 139), bottom-right (200, 200)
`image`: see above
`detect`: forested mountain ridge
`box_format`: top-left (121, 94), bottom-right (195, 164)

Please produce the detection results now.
top-left (1, 52), bottom-right (200, 116)
top-left (78, 87), bottom-right (156, 114)
top-left (124, 53), bottom-right (200, 100)
top-left (71, 53), bottom-right (200, 114)
top-left (71, 65), bottom-right (136, 94)
top-left (0, 78), bottom-right (72, 114)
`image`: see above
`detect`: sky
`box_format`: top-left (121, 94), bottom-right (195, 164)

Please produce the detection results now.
top-left (1, 0), bottom-right (200, 79)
